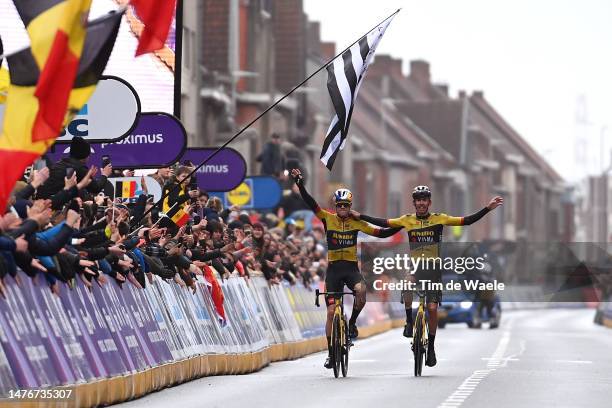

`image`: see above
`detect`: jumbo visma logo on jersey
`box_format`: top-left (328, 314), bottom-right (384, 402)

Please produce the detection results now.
top-left (327, 230), bottom-right (359, 250)
top-left (407, 224), bottom-right (444, 258)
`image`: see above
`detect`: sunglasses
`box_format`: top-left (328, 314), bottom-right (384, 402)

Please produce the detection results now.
top-left (336, 203), bottom-right (351, 209)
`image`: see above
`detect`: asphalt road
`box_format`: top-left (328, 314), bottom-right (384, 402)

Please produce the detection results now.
top-left (117, 308), bottom-right (612, 408)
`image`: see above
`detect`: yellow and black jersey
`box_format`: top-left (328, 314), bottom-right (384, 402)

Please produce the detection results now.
top-left (316, 208), bottom-right (378, 262)
top-left (294, 178), bottom-right (401, 263)
top-left (388, 213), bottom-right (463, 259)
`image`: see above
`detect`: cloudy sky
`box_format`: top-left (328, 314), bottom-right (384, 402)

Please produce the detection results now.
top-left (304, 0), bottom-right (612, 182)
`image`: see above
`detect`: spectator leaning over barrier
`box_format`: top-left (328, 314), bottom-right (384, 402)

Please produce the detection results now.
top-left (1, 160), bottom-right (340, 336)
top-left (38, 136), bottom-right (112, 199)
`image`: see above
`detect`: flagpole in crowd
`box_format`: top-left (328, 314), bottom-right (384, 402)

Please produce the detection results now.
top-left (131, 8), bottom-right (401, 230)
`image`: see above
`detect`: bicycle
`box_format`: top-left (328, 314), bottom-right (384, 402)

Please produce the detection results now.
top-left (315, 289), bottom-right (355, 378)
top-left (412, 290), bottom-right (429, 376)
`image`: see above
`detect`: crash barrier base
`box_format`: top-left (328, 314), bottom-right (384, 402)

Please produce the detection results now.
top-left (0, 320), bottom-right (396, 408)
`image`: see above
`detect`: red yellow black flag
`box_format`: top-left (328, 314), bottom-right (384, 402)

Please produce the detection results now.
top-left (0, 10), bottom-right (123, 211)
top-left (12, 0), bottom-right (93, 143)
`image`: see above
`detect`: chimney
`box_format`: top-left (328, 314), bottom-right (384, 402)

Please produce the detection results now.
top-left (306, 21), bottom-right (321, 55)
top-left (458, 90), bottom-right (467, 99)
top-left (320, 42), bottom-right (336, 60)
top-left (409, 60), bottom-right (431, 89)
top-left (434, 83), bottom-right (449, 96)
top-left (472, 90), bottom-right (484, 99)
top-left (369, 55), bottom-right (403, 79)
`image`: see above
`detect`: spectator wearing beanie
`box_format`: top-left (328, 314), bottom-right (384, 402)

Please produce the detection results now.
top-left (38, 136), bottom-right (113, 199)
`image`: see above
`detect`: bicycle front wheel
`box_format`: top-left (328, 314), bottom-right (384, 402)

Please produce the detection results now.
top-left (341, 315), bottom-right (349, 377)
top-left (331, 314), bottom-right (341, 378)
top-left (413, 314), bottom-right (424, 376)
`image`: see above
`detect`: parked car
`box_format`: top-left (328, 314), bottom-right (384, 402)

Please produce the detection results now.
top-left (435, 274), bottom-right (502, 329)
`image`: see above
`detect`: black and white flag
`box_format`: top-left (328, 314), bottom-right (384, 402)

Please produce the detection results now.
top-left (319, 12), bottom-right (397, 170)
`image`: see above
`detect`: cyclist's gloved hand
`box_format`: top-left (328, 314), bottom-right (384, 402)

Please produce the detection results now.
top-left (290, 168), bottom-right (303, 184)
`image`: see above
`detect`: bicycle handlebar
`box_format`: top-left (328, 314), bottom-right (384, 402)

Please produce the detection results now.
top-left (314, 289), bottom-right (356, 307)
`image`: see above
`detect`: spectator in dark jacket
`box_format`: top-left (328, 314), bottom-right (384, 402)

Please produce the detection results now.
top-left (38, 137), bottom-right (112, 199)
top-left (256, 133), bottom-right (284, 176)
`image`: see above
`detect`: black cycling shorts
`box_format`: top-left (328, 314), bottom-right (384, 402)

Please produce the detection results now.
top-left (403, 268), bottom-right (443, 305)
top-left (325, 260), bottom-right (364, 305)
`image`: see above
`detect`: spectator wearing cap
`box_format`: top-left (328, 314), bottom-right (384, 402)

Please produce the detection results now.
top-left (256, 133), bottom-right (284, 177)
top-left (38, 136), bottom-right (112, 199)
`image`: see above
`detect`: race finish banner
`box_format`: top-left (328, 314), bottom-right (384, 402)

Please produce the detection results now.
top-left (181, 148), bottom-right (247, 192)
top-left (46, 113), bottom-right (187, 168)
top-left (209, 176), bottom-right (282, 210)
top-left (109, 176), bottom-right (163, 203)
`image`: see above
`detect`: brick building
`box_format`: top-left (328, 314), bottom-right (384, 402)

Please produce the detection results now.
top-left (180, 1), bottom-right (573, 242)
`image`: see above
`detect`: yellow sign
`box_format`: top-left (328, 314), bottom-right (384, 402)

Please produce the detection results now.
top-left (227, 182), bottom-right (252, 206)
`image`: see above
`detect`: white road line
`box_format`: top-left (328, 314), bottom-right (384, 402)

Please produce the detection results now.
top-left (438, 321), bottom-right (517, 408)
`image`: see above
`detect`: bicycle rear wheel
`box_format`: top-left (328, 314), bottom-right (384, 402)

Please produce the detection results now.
top-left (413, 314), bottom-right (424, 377)
top-left (332, 314), bottom-right (341, 378)
top-left (341, 315), bottom-right (349, 377)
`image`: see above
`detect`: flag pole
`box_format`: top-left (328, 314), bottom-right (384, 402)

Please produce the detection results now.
top-left (131, 8), bottom-right (401, 230)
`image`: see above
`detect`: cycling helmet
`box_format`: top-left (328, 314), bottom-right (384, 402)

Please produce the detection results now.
top-left (333, 188), bottom-right (353, 205)
top-left (412, 185), bottom-right (431, 200)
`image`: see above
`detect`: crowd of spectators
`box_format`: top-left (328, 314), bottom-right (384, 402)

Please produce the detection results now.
top-left (0, 137), bottom-right (329, 299)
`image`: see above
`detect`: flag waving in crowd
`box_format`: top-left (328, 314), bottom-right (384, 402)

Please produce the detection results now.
top-left (0, 10), bottom-right (123, 212)
top-left (12, 0), bottom-right (92, 143)
top-left (320, 10), bottom-right (398, 170)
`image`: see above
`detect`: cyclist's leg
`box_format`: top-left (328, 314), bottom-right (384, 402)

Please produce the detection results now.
top-left (345, 262), bottom-right (366, 338)
top-left (425, 289), bottom-right (442, 367)
top-left (324, 263), bottom-right (343, 362)
top-left (402, 290), bottom-right (414, 337)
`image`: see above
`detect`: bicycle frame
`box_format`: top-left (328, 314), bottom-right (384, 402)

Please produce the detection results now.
top-left (412, 290), bottom-right (429, 376)
top-left (315, 289), bottom-right (355, 378)
top-left (414, 291), bottom-right (429, 342)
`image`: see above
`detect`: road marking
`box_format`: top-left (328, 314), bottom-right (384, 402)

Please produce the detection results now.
top-left (438, 328), bottom-right (515, 408)
top-left (554, 360), bottom-right (593, 364)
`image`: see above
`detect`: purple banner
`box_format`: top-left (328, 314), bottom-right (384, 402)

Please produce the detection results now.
top-left (91, 281), bottom-right (138, 372)
top-left (126, 284), bottom-right (173, 364)
top-left (47, 113), bottom-right (187, 168)
top-left (0, 275), bottom-right (48, 388)
top-left (182, 148), bottom-right (247, 192)
top-left (26, 273), bottom-right (94, 383)
top-left (113, 283), bottom-right (156, 367)
top-left (74, 279), bottom-right (127, 377)
top-left (58, 280), bottom-right (107, 379)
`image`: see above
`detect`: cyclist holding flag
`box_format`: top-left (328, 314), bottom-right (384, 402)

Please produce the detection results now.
top-left (290, 168), bottom-right (401, 369)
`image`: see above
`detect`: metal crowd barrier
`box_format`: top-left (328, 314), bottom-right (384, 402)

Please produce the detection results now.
top-left (0, 270), bottom-right (396, 407)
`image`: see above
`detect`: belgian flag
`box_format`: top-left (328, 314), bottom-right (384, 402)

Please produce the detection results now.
top-left (159, 201), bottom-right (190, 232)
top-left (13, 0), bottom-right (93, 142)
top-left (115, 180), bottom-right (137, 199)
top-left (0, 11), bottom-right (123, 211)
top-left (167, 205), bottom-right (190, 228)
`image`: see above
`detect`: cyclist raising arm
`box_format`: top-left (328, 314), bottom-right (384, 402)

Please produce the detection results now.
top-left (351, 185), bottom-right (503, 368)
top-left (290, 169), bottom-right (400, 370)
